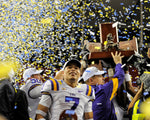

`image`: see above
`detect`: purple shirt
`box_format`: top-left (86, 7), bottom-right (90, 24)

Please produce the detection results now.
top-left (91, 63), bottom-right (125, 120)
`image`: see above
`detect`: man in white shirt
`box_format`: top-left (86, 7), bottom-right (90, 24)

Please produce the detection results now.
top-left (20, 68), bottom-right (43, 120)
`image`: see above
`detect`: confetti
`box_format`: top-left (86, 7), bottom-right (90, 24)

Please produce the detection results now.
top-left (0, 0), bottom-right (150, 86)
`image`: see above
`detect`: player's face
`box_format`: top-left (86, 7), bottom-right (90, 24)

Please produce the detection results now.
top-left (32, 74), bottom-right (43, 81)
top-left (92, 75), bottom-right (105, 85)
top-left (64, 63), bottom-right (80, 83)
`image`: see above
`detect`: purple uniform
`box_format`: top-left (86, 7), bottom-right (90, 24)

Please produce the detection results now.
top-left (91, 63), bottom-right (125, 120)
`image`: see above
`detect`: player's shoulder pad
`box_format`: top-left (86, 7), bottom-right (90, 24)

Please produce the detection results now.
top-left (78, 84), bottom-right (95, 99)
top-left (42, 78), bottom-right (63, 92)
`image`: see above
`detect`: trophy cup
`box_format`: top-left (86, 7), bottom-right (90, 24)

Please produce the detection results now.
top-left (84, 22), bottom-right (138, 60)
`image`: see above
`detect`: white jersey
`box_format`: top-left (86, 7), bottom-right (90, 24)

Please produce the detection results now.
top-left (40, 78), bottom-right (95, 120)
top-left (20, 78), bottom-right (43, 120)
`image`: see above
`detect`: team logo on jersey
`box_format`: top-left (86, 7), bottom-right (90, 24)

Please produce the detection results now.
top-left (78, 90), bottom-right (83, 93)
top-left (97, 103), bottom-right (102, 105)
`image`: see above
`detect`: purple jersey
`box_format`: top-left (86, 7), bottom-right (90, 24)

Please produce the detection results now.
top-left (91, 63), bottom-right (125, 120)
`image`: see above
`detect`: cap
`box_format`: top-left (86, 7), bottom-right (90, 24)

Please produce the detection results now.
top-left (63, 59), bottom-right (81, 70)
top-left (23, 68), bottom-right (43, 81)
top-left (82, 66), bottom-right (106, 82)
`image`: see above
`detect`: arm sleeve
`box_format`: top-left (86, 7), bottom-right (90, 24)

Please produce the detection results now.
top-left (36, 94), bottom-right (52, 118)
top-left (104, 64), bottom-right (125, 100)
top-left (29, 85), bottom-right (42, 98)
top-left (84, 101), bottom-right (93, 113)
top-left (39, 94), bottom-right (52, 107)
top-left (41, 79), bottom-right (59, 93)
top-left (113, 63), bottom-right (125, 88)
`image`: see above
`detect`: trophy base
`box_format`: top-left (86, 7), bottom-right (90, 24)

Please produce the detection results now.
top-left (88, 50), bottom-right (135, 60)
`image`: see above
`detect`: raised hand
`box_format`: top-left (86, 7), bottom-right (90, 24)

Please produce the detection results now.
top-left (111, 51), bottom-right (124, 64)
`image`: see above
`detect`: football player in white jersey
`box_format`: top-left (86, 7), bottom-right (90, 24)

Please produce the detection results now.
top-left (20, 68), bottom-right (43, 120)
top-left (35, 59), bottom-right (95, 120)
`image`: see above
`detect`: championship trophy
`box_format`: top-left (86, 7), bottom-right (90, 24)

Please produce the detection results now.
top-left (84, 22), bottom-right (138, 60)
top-left (83, 22), bottom-right (138, 70)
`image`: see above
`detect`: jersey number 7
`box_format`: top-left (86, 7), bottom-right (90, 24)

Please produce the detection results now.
top-left (65, 96), bottom-right (79, 110)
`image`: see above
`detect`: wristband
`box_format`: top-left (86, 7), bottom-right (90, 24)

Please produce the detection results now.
top-left (36, 110), bottom-right (47, 117)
